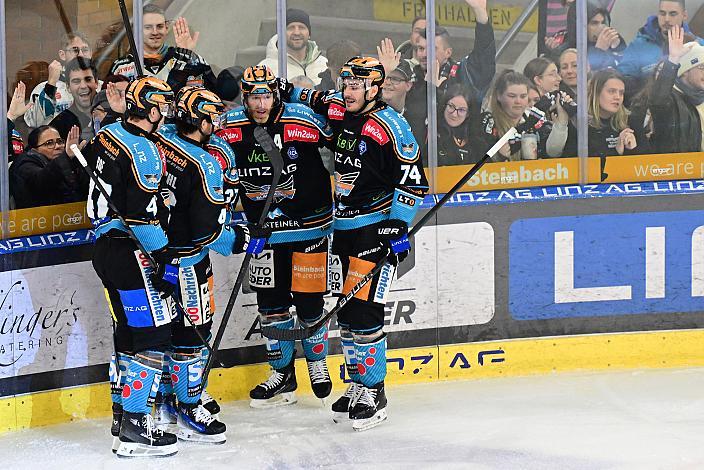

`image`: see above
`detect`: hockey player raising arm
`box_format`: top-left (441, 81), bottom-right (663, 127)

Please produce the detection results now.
top-left (151, 86), bottom-right (268, 443)
top-left (215, 65), bottom-right (336, 409)
top-left (84, 76), bottom-right (180, 457)
top-left (281, 57), bottom-right (429, 430)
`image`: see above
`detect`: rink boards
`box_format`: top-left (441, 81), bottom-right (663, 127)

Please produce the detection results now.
top-left (1, 180), bottom-right (704, 432)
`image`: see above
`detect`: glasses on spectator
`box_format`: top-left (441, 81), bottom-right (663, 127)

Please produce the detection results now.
top-left (144, 23), bottom-right (168, 33)
top-left (385, 76), bottom-right (408, 85)
top-left (37, 138), bottom-right (65, 148)
top-left (65, 46), bottom-right (91, 55)
top-left (541, 70), bottom-right (560, 79)
top-left (446, 103), bottom-right (468, 116)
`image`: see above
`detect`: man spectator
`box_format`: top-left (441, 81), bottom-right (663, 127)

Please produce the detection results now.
top-left (110, 4), bottom-right (216, 93)
top-left (316, 40), bottom-right (361, 91)
top-left (649, 25), bottom-right (704, 154)
top-left (585, 5), bottom-right (627, 72)
top-left (50, 58), bottom-right (98, 142)
top-left (381, 60), bottom-right (425, 155)
top-left (395, 16), bottom-right (430, 63)
top-left (618, 0), bottom-right (704, 96)
top-left (258, 8), bottom-right (328, 85)
top-left (24, 32), bottom-right (93, 128)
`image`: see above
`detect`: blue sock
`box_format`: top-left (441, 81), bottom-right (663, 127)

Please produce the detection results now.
top-left (340, 329), bottom-right (359, 383)
top-left (158, 350), bottom-right (173, 397)
top-left (301, 316), bottom-right (328, 362)
top-left (355, 335), bottom-right (387, 387)
top-left (122, 351), bottom-right (163, 415)
top-left (170, 349), bottom-right (202, 406)
top-left (262, 316), bottom-right (295, 370)
top-left (109, 352), bottom-right (130, 405)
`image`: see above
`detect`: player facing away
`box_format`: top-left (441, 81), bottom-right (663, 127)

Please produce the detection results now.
top-left (283, 57), bottom-right (429, 430)
top-left (85, 76), bottom-right (180, 457)
top-left (151, 86), bottom-right (268, 443)
top-left (216, 65), bottom-right (335, 408)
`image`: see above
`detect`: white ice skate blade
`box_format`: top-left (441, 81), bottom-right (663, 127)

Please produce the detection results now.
top-left (115, 441), bottom-right (178, 458)
top-left (249, 392), bottom-right (297, 409)
top-left (176, 426), bottom-right (226, 445)
top-left (332, 411), bottom-right (350, 423)
top-left (352, 409), bottom-right (388, 432)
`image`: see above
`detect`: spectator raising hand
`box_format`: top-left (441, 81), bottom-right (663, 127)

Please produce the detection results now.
top-left (667, 24), bottom-right (694, 64)
top-left (7, 81), bottom-right (33, 122)
top-left (377, 38), bottom-right (401, 76)
top-left (106, 82), bottom-right (126, 114)
top-left (173, 17), bottom-right (200, 51)
top-left (464, 0), bottom-right (489, 24)
top-left (65, 125), bottom-right (86, 158)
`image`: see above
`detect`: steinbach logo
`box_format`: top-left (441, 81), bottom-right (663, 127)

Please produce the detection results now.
top-left (361, 120), bottom-right (389, 145)
top-left (284, 124), bottom-right (319, 143)
top-left (328, 103), bottom-right (346, 120)
top-left (218, 127), bottom-right (243, 143)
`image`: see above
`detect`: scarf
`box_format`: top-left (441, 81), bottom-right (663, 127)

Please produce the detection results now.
top-left (675, 78), bottom-right (704, 106)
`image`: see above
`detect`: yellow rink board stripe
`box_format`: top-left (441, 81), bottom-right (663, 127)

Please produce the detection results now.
top-left (2, 330), bottom-right (703, 433)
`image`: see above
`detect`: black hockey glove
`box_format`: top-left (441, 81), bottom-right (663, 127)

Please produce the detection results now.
top-left (149, 247), bottom-right (180, 299)
top-left (377, 219), bottom-right (411, 266)
top-left (233, 223), bottom-right (271, 255)
top-left (276, 77), bottom-right (294, 101)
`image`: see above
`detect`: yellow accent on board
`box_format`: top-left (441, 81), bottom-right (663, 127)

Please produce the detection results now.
top-left (1, 330), bottom-right (702, 434)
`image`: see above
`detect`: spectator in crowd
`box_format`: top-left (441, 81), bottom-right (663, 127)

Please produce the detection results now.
top-left (381, 59), bottom-right (415, 116)
top-left (524, 57), bottom-right (562, 96)
top-left (216, 66), bottom-right (245, 109)
top-left (540, 0), bottom-right (575, 57)
top-left (528, 83), bottom-right (542, 107)
top-left (258, 8), bottom-right (328, 86)
top-left (90, 74), bottom-right (130, 131)
top-left (110, 4), bottom-right (216, 92)
top-left (317, 40), bottom-right (361, 91)
top-left (7, 82), bottom-right (31, 162)
top-left (25, 32), bottom-right (93, 128)
top-left (618, 0), bottom-right (704, 97)
top-left (584, 5), bottom-right (627, 72)
top-left (649, 25), bottom-right (704, 153)
top-left (558, 48), bottom-right (579, 99)
top-left (437, 83), bottom-right (483, 165)
top-left (50, 58), bottom-right (99, 142)
top-left (9, 125), bottom-right (85, 208)
top-left (395, 16), bottom-right (432, 63)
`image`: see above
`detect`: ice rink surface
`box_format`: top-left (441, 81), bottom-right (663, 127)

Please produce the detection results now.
top-left (3, 368), bottom-right (704, 469)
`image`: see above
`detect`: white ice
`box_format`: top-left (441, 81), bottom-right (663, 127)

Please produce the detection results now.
top-left (3, 368), bottom-right (704, 469)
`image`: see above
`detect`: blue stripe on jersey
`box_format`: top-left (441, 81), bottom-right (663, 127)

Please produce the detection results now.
top-left (94, 219), bottom-right (167, 252)
top-left (281, 103), bottom-right (332, 138)
top-left (389, 188), bottom-right (423, 225)
top-left (374, 108), bottom-right (420, 163)
top-left (268, 224), bottom-right (333, 244)
top-left (333, 212), bottom-right (388, 231)
top-left (102, 122), bottom-right (163, 192)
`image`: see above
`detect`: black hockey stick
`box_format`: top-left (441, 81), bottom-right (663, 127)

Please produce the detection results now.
top-left (117, 0), bottom-right (144, 77)
top-left (201, 126), bottom-right (284, 384)
top-left (261, 127), bottom-right (519, 341)
top-left (71, 145), bottom-right (218, 360)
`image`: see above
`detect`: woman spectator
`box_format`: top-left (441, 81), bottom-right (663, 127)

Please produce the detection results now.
top-left (9, 125), bottom-right (85, 208)
top-left (524, 57), bottom-right (562, 96)
top-left (558, 48), bottom-right (579, 100)
top-left (437, 84), bottom-right (483, 165)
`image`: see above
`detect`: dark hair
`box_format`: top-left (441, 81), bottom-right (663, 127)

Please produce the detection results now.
top-left (589, 6), bottom-right (611, 25)
top-left (104, 74), bottom-right (129, 85)
top-left (439, 83), bottom-right (476, 128)
top-left (65, 57), bottom-right (97, 79)
top-left (660, 0), bottom-right (685, 8)
top-left (420, 27), bottom-right (452, 48)
top-left (27, 126), bottom-right (57, 149)
top-left (327, 40), bottom-right (362, 70)
top-left (523, 57), bottom-right (556, 85)
top-left (175, 120), bottom-right (200, 136)
top-left (143, 3), bottom-right (166, 16)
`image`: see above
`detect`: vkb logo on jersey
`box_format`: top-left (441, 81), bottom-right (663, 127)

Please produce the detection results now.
top-left (287, 146), bottom-right (299, 160)
top-left (359, 141), bottom-right (367, 155)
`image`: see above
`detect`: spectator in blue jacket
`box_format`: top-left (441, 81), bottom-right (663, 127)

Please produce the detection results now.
top-left (618, 0), bottom-right (704, 98)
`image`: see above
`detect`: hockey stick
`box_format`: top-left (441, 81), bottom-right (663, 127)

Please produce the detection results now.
top-left (261, 127), bottom-right (519, 341)
top-left (201, 126), bottom-right (284, 384)
top-left (117, 0), bottom-right (144, 77)
top-left (71, 145), bottom-right (218, 360)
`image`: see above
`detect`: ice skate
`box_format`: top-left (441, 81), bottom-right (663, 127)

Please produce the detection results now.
top-left (307, 358), bottom-right (332, 400)
top-left (249, 357), bottom-right (297, 409)
top-left (154, 393), bottom-right (177, 431)
top-left (199, 389), bottom-right (220, 416)
top-left (110, 403), bottom-right (123, 454)
top-left (331, 381), bottom-right (361, 423)
top-left (176, 402), bottom-right (226, 444)
top-left (116, 411), bottom-right (178, 458)
top-left (350, 381), bottom-right (387, 431)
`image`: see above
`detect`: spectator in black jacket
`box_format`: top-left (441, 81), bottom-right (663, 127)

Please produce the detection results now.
top-left (649, 24), bottom-right (704, 153)
top-left (9, 125), bottom-right (85, 208)
top-left (49, 57), bottom-right (98, 142)
top-left (437, 84), bottom-right (483, 165)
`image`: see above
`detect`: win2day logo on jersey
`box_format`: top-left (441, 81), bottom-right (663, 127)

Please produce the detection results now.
top-left (509, 211), bottom-right (704, 320)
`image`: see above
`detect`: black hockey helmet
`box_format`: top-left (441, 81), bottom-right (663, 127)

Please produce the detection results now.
top-left (124, 76), bottom-right (174, 119)
top-left (174, 86), bottom-right (225, 129)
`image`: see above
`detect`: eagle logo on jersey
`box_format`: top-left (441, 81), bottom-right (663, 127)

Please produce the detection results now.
top-left (240, 175), bottom-right (296, 202)
top-left (334, 171), bottom-right (360, 197)
top-left (145, 174), bottom-right (159, 184)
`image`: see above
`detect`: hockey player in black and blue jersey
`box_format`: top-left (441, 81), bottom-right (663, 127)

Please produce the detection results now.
top-left (152, 86), bottom-right (268, 443)
top-left (281, 57), bottom-right (429, 431)
top-left (216, 65), bottom-right (335, 408)
top-left (86, 76), bottom-right (179, 457)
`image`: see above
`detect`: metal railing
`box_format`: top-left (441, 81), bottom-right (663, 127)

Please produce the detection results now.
top-left (495, 0), bottom-right (539, 61)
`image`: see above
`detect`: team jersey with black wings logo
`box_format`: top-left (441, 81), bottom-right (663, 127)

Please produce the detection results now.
top-left (215, 103), bottom-right (334, 244)
top-left (290, 88), bottom-right (429, 230)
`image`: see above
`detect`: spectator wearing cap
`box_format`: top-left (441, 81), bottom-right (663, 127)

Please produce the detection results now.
top-left (258, 8), bottom-right (328, 86)
top-left (381, 59), bottom-right (424, 153)
top-left (618, 0), bottom-right (704, 98)
top-left (316, 40), bottom-right (361, 91)
top-left (649, 25), bottom-right (704, 153)
top-left (216, 66), bottom-right (245, 110)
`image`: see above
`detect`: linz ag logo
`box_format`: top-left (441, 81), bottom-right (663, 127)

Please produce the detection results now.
top-left (284, 124), bottom-right (318, 143)
top-left (219, 128), bottom-right (242, 143)
top-left (361, 120), bottom-right (389, 145)
top-left (328, 103), bottom-right (345, 120)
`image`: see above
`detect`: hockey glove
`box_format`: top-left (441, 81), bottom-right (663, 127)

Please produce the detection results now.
top-left (233, 223), bottom-right (270, 255)
top-left (276, 77), bottom-right (294, 101)
top-left (377, 219), bottom-right (411, 266)
top-left (149, 248), bottom-right (180, 299)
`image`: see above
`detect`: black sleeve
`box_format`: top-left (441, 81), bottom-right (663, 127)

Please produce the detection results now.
top-left (49, 111), bottom-right (80, 141)
top-left (649, 60), bottom-right (678, 111)
top-left (168, 48), bottom-right (218, 93)
top-left (15, 152), bottom-right (76, 195)
top-left (7, 118), bottom-right (15, 159)
top-left (458, 21), bottom-right (497, 96)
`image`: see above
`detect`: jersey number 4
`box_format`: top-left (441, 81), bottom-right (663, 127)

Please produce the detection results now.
top-left (400, 165), bottom-right (422, 185)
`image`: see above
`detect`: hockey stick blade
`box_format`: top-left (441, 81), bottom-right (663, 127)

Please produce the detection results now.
top-left (72, 145), bottom-right (219, 362)
top-left (201, 126), bottom-right (284, 383)
top-left (260, 127), bottom-right (519, 341)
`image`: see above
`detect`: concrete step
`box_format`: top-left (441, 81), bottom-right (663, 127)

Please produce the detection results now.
top-left (284, 0), bottom-right (376, 21)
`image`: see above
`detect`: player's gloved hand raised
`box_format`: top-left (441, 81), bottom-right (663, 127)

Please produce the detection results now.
top-left (377, 219), bottom-right (411, 266)
top-left (276, 77), bottom-right (294, 100)
top-left (149, 247), bottom-right (180, 299)
top-left (233, 223), bottom-right (270, 254)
